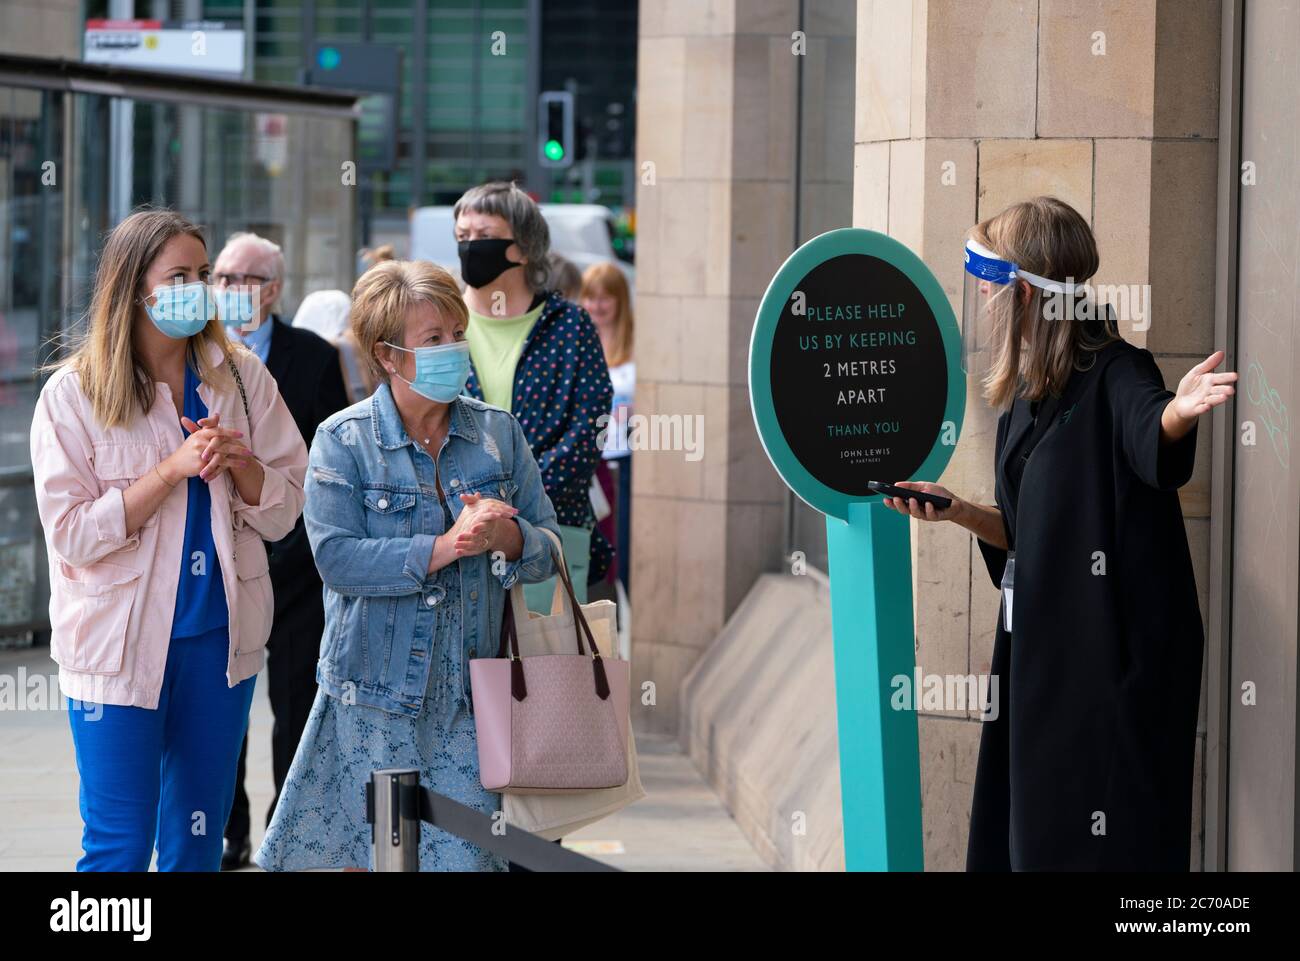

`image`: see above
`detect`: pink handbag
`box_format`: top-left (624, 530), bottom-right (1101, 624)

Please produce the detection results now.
top-left (470, 547), bottom-right (630, 794)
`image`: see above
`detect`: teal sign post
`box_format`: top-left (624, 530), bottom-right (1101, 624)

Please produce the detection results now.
top-left (748, 229), bottom-right (964, 871)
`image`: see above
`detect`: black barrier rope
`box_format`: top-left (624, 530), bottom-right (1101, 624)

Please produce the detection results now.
top-left (364, 774), bottom-right (621, 873)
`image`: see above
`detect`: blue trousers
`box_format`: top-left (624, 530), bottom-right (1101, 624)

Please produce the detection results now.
top-left (66, 626), bottom-right (256, 871)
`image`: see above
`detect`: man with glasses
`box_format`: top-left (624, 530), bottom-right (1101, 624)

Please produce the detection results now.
top-left (212, 231), bottom-right (350, 870)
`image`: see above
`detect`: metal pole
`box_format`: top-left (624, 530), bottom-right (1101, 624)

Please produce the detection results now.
top-left (524, 0), bottom-right (543, 194)
top-left (107, 0), bottom-right (134, 224)
top-left (826, 500), bottom-right (924, 870)
top-left (369, 768), bottom-right (420, 872)
top-left (1205, 0), bottom-right (1244, 874)
top-left (411, 0), bottom-right (428, 206)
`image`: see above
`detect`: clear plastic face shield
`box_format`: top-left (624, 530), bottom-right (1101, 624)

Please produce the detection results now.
top-left (961, 239), bottom-right (1078, 379)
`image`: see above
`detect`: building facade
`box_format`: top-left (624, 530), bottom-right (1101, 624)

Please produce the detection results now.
top-left (0, 5), bottom-right (361, 643)
top-left (170, 0), bottom-right (639, 244)
top-left (636, 0), bottom-right (1299, 872)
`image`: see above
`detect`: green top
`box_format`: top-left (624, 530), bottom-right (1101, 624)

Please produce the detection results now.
top-left (466, 300), bottom-right (545, 411)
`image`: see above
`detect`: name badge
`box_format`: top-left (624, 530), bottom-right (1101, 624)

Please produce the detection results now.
top-left (1001, 555), bottom-right (1015, 633)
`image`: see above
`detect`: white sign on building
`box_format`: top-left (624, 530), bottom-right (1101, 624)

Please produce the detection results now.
top-left (84, 19), bottom-right (245, 80)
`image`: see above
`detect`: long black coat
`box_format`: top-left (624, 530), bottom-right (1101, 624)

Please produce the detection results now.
top-left (262, 317), bottom-right (350, 627)
top-left (226, 317), bottom-right (350, 842)
top-left (966, 338), bottom-right (1204, 871)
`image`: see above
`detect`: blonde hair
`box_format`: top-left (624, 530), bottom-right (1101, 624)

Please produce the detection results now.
top-left (52, 207), bottom-right (236, 429)
top-left (970, 196), bottom-right (1115, 409)
top-left (359, 244), bottom-right (396, 270)
top-left (580, 262), bottom-right (634, 368)
top-left (351, 260), bottom-right (468, 386)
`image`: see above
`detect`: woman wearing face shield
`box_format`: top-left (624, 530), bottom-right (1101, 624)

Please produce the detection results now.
top-left (883, 196), bottom-right (1236, 871)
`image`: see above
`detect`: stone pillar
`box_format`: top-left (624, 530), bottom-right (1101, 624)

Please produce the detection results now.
top-left (631, 1), bottom-right (799, 734)
top-left (0, 0), bottom-right (80, 59)
top-left (854, 0), bottom-right (1222, 869)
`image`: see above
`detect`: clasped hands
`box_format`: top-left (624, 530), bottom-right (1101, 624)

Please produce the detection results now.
top-left (159, 412), bottom-right (254, 486)
top-left (446, 492), bottom-right (520, 558)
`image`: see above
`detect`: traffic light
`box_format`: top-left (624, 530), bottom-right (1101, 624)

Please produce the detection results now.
top-left (538, 91), bottom-right (574, 169)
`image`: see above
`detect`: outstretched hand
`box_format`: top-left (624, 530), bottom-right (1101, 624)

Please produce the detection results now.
top-left (1172, 350), bottom-right (1237, 419)
top-left (1162, 350), bottom-right (1237, 444)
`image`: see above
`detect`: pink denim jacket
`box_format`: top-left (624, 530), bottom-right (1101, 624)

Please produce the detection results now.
top-left (31, 340), bottom-right (308, 709)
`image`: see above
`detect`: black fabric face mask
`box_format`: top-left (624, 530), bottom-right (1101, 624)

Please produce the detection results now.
top-left (458, 238), bottom-right (520, 289)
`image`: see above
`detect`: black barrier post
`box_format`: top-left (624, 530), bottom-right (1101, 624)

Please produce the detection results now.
top-left (365, 768), bottom-right (621, 872)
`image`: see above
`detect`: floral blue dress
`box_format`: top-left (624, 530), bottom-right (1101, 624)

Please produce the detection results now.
top-left (255, 496), bottom-right (507, 873)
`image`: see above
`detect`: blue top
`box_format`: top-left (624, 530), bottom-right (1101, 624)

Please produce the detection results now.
top-left (171, 362), bottom-right (229, 639)
top-left (226, 316), bottom-right (272, 364)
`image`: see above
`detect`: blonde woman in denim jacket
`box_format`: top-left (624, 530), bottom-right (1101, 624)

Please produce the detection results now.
top-left (32, 209), bottom-right (307, 870)
top-left (256, 260), bottom-right (560, 872)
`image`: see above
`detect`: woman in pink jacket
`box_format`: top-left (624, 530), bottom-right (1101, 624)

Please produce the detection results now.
top-left (31, 209), bottom-right (307, 871)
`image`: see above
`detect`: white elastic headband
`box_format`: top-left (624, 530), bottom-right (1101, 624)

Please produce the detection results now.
top-left (965, 238), bottom-right (1079, 295)
top-left (1014, 268), bottom-right (1078, 296)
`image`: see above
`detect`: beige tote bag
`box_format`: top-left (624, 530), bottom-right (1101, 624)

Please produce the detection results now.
top-left (500, 528), bottom-right (645, 840)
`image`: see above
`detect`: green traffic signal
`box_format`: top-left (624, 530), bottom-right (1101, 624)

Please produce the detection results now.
top-left (544, 139), bottom-right (565, 162)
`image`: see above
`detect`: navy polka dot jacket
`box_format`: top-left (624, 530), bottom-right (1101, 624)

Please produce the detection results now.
top-left (464, 291), bottom-right (615, 578)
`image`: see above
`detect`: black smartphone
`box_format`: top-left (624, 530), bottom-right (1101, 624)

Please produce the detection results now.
top-left (867, 480), bottom-right (952, 511)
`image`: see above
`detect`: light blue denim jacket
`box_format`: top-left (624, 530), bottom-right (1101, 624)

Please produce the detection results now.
top-left (304, 384), bottom-right (560, 718)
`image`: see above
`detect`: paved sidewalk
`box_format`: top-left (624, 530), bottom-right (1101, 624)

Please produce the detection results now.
top-left (0, 644), bottom-right (766, 872)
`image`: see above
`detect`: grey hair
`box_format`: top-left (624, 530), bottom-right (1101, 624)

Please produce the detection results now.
top-left (223, 230), bottom-right (286, 283)
top-left (452, 181), bottom-right (551, 292)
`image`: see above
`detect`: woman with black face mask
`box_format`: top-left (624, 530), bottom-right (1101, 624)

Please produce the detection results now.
top-left (450, 181), bottom-right (615, 873)
top-left (452, 181), bottom-right (614, 619)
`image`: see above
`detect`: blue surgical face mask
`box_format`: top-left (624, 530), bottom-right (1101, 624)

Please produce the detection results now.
top-left (384, 339), bottom-right (472, 403)
top-left (217, 287), bottom-right (259, 330)
top-left (143, 281), bottom-right (216, 339)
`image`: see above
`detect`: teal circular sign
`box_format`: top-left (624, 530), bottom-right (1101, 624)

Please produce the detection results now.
top-left (749, 228), bottom-right (964, 521)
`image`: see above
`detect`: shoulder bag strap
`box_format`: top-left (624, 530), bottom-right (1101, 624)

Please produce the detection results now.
top-left (227, 357), bottom-right (250, 421)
